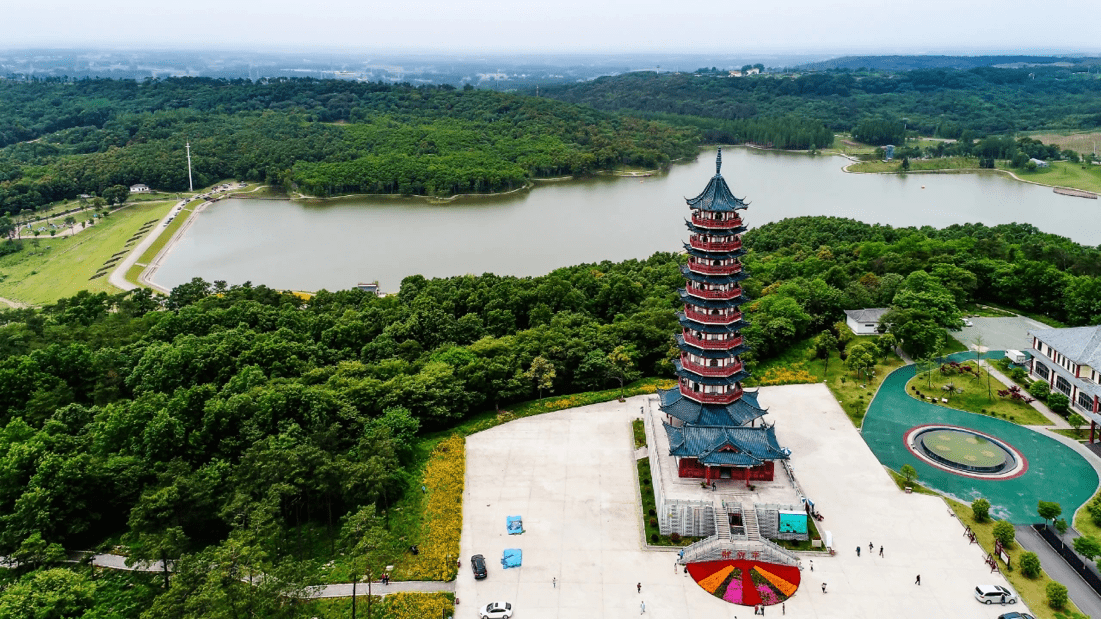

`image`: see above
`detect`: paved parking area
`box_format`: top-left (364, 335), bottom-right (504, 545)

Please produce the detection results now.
top-left (455, 388), bottom-right (1023, 618)
top-left (955, 316), bottom-right (1050, 351)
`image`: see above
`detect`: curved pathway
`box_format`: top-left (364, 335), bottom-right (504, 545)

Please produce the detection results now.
top-left (861, 351), bottom-right (1099, 523)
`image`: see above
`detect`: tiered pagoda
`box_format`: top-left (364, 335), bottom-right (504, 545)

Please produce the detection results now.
top-left (659, 149), bottom-right (789, 484)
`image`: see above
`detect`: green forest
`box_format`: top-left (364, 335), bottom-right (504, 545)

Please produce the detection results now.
top-left (0, 214), bottom-right (1098, 616)
top-left (0, 78), bottom-right (697, 214)
top-left (540, 66), bottom-right (1101, 141)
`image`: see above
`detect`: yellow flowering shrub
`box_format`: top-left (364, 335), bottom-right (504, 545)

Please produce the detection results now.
top-left (755, 366), bottom-right (817, 386)
top-left (380, 592), bottom-right (454, 619)
top-left (397, 435), bottom-right (465, 581)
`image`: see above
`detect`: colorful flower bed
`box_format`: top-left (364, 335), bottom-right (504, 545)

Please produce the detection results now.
top-left (395, 436), bottom-right (465, 581)
top-left (687, 559), bottom-right (800, 606)
top-left (754, 366), bottom-right (818, 386)
top-left (380, 592), bottom-right (454, 619)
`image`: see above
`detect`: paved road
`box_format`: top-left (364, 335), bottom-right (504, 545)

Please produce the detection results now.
top-left (86, 553), bottom-right (451, 599)
top-left (1017, 525), bottom-right (1101, 618)
top-left (107, 198), bottom-right (188, 293)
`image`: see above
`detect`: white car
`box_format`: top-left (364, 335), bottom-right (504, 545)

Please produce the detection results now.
top-left (479, 601), bottom-right (513, 619)
top-left (963, 318), bottom-right (974, 327)
top-left (974, 584), bottom-right (1017, 605)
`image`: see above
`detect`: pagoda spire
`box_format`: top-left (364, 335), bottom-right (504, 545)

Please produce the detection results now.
top-left (716, 147), bottom-right (722, 174)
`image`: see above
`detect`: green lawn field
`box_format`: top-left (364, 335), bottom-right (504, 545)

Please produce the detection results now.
top-left (0, 200), bottom-right (174, 305)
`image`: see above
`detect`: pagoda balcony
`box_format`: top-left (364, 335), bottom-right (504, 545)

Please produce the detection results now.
top-left (679, 384), bottom-right (744, 404)
top-left (689, 237), bottom-right (742, 252)
top-left (685, 285), bottom-right (742, 300)
top-left (691, 214), bottom-right (742, 229)
top-left (684, 307), bottom-right (741, 324)
top-left (681, 357), bottom-right (744, 377)
top-left (682, 332), bottom-right (744, 350)
top-left (687, 261), bottom-right (743, 276)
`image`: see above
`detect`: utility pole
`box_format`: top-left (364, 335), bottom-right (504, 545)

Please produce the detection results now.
top-left (185, 141), bottom-right (194, 192)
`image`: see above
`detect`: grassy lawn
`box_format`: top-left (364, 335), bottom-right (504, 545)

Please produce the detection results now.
top-left (885, 467), bottom-right (940, 496)
top-left (821, 133), bottom-right (878, 157)
top-left (633, 418), bottom-right (646, 448)
top-left (0, 200), bottom-right (174, 305)
top-left (1027, 131), bottom-right (1101, 155)
top-left (1073, 488), bottom-right (1101, 541)
top-left (1052, 428), bottom-right (1091, 441)
top-left (637, 458), bottom-right (700, 547)
top-left (906, 360), bottom-right (1052, 426)
top-left (999, 160), bottom-right (1101, 195)
top-left (947, 499), bottom-right (1086, 619)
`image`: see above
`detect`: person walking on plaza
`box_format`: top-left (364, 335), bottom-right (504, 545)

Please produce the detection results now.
top-left (821, 582), bottom-right (827, 593)
top-left (856, 545), bottom-right (860, 557)
top-left (553, 577), bottom-right (556, 588)
top-left (869, 542), bottom-right (874, 552)
top-left (915, 574), bottom-right (921, 585)
top-left (637, 582), bottom-right (642, 594)
top-left (879, 545), bottom-right (884, 557)
top-left (640, 600), bottom-right (646, 614)
top-left (809, 559), bottom-right (813, 571)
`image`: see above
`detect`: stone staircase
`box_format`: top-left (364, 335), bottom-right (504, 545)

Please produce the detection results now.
top-left (713, 504), bottom-right (730, 540)
top-left (743, 504), bottom-right (761, 541)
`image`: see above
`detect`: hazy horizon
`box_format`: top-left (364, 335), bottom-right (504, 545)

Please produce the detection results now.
top-left (6, 0), bottom-right (1101, 55)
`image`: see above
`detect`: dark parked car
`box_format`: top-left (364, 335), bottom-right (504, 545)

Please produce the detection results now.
top-left (471, 554), bottom-right (487, 579)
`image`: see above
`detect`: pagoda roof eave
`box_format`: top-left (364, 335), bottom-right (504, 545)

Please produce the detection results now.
top-left (680, 266), bottom-right (749, 285)
top-left (663, 421), bottom-right (790, 465)
top-left (685, 220), bottom-right (747, 235)
top-left (676, 337), bottom-right (752, 359)
top-left (685, 174), bottom-right (749, 213)
top-left (656, 387), bottom-right (767, 425)
top-left (679, 290), bottom-right (752, 308)
top-left (676, 315), bottom-right (750, 334)
top-left (674, 360), bottom-right (750, 385)
top-left (683, 245), bottom-right (746, 260)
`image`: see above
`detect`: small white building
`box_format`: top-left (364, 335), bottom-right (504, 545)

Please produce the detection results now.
top-left (844, 308), bottom-right (889, 335)
top-left (129, 184), bottom-right (150, 193)
top-left (356, 282), bottom-right (381, 296)
top-left (1029, 158), bottom-right (1049, 168)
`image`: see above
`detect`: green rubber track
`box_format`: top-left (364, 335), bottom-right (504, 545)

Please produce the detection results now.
top-left (861, 351), bottom-right (1098, 523)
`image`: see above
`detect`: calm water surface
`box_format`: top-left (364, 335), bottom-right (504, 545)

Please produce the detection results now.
top-left (154, 148), bottom-right (1100, 293)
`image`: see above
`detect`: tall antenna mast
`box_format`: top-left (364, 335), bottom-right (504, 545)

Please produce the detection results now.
top-left (185, 141), bottom-right (194, 192)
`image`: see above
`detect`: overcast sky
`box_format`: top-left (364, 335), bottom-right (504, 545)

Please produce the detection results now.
top-left (5, 0), bottom-right (1100, 54)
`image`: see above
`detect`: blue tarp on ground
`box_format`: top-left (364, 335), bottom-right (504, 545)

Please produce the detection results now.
top-left (502, 549), bottom-right (522, 569)
top-left (506, 515), bottom-right (524, 535)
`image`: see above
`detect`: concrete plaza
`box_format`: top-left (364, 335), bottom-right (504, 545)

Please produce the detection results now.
top-left (455, 386), bottom-right (1024, 618)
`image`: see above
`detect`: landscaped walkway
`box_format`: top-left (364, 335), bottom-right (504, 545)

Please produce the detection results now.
top-left (82, 553), bottom-right (452, 599)
top-left (861, 352), bottom-right (1098, 523)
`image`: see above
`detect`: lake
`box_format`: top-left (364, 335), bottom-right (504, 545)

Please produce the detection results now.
top-left (152, 147), bottom-right (1100, 293)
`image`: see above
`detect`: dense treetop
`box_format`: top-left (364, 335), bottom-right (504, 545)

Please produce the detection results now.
top-left (0, 78), bottom-right (697, 213)
top-left (539, 67), bottom-right (1101, 137)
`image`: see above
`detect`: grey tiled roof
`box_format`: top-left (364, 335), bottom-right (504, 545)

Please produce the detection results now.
top-left (1030, 326), bottom-right (1101, 368)
top-left (664, 421), bottom-right (789, 466)
top-left (685, 150), bottom-right (749, 213)
top-left (844, 308), bottom-right (889, 323)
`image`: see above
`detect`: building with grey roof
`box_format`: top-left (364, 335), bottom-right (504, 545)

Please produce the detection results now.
top-left (1028, 326), bottom-right (1101, 433)
top-left (844, 308), bottom-right (889, 335)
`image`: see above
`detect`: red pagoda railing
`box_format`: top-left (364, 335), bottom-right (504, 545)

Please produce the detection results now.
top-left (679, 384), bottom-right (744, 404)
top-left (691, 214), bottom-right (742, 229)
top-left (682, 332), bottom-right (744, 350)
top-left (689, 237), bottom-right (742, 252)
top-left (687, 261), bottom-right (742, 276)
top-left (681, 356), bottom-right (744, 377)
top-left (686, 285), bottom-right (742, 300)
top-left (683, 307), bottom-right (741, 324)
